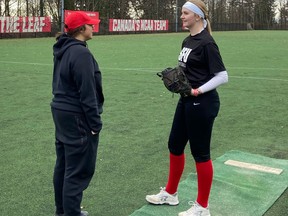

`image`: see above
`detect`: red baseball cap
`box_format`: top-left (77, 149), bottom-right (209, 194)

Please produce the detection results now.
top-left (65, 11), bottom-right (100, 31)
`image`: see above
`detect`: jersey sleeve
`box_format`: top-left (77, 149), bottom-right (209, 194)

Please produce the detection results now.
top-left (203, 42), bottom-right (226, 74)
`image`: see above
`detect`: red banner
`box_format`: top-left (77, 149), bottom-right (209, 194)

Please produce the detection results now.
top-left (0, 17), bottom-right (51, 33)
top-left (109, 19), bottom-right (169, 32)
top-left (65, 10), bottom-right (100, 33)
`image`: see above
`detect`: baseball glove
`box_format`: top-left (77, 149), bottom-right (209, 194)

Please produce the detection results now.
top-left (157, 66), bottom-right (191, 95)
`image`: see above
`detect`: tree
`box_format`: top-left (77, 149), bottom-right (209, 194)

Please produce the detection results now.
top-left (4, 0), bottom-right (10, 16)
top-left (46, 0), bottom-right (60, 23)
top-left (214, 0), bottom-right (228, 23)
top-left (40, 0), bottom-right (44, 16)
top-left (0, 0), bottom-right (2, 15)
top-left (0, 0), bottom-right (285, 32)
top-left (254, 0), bottom-right (276, 29)
top-left (278, 0), bottom-right (288, 27)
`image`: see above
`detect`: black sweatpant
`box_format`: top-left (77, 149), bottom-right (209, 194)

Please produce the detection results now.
top-left (168, 90), bottom-right (220, 162)
top-left (51, 108), bottom-right (99, 216)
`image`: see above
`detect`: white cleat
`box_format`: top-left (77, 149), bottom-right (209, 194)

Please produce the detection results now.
top-left (145, 187), bottom-right (179, 205)
top-left (178, 201), bottom-right (211, 216)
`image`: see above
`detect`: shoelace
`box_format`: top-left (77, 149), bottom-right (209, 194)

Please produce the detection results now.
top-left (159, 186), bottom-right (166, 192)
top-left (186, 201), bottom-right (209, 216)
top-left (186, 201), bottom-right (200, 214)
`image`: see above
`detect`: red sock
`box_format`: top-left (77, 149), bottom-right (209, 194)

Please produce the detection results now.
top-left (196, 160), bottom-right (213, 208)
top-left (165, 153), bottom-right (185, 194)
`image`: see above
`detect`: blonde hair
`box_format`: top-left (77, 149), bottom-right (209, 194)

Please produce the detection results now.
top-left (187, 0), bottom-right (212, 34)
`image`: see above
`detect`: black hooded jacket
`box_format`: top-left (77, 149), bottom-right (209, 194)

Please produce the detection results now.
top-left (51, 34), bottom-right (104, 133)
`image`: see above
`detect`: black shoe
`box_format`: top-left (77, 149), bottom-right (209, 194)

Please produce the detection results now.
top-left (55, 211), bottom-right (88, 216)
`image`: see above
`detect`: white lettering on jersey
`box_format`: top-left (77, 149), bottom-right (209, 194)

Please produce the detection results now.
top-left (178, 47), bottom-right (192, 63)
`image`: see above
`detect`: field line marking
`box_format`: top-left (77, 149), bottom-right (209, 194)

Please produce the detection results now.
top-left (227, 66), bottom-right (288, 71)
top-left (224, 159), bottom-right (283, 175)
top-left (1, 61), bottom-right (288, 82)
top-left (0, 61), bottom-right (52, 66)
top-left (1, 61), bottom-right (288, 71)
top-left (229, 75), bottom-right (288, 82)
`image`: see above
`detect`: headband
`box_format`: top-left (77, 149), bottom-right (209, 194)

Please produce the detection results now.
top-left (183, 1), bottom-right (207, 28)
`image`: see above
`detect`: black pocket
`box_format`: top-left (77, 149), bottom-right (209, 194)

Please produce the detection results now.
top-left (74, 115), bottom-right (88, 145)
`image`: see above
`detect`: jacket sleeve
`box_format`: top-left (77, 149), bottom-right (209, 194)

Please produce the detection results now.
top-left (72, 51), bottom-right (102, 133)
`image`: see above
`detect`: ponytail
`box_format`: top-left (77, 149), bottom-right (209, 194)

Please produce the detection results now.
top-left (187, 0), bottom-right (212, 35)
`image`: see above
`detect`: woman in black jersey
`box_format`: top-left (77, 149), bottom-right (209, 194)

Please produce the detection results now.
top-left (146, 0), bottom-right (228, 216)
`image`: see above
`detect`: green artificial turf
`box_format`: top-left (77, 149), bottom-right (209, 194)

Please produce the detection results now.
top-left (0, 31), bottom-right (287, 216)
top-left (131, 150), bottom-right (288, 216)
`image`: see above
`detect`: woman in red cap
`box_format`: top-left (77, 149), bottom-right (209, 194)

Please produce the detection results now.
top-left (51, 11), bottom-right (103, 216)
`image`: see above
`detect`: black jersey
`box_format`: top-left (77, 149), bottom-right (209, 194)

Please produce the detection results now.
top-left (178, 29), bottom-right (226, 89)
